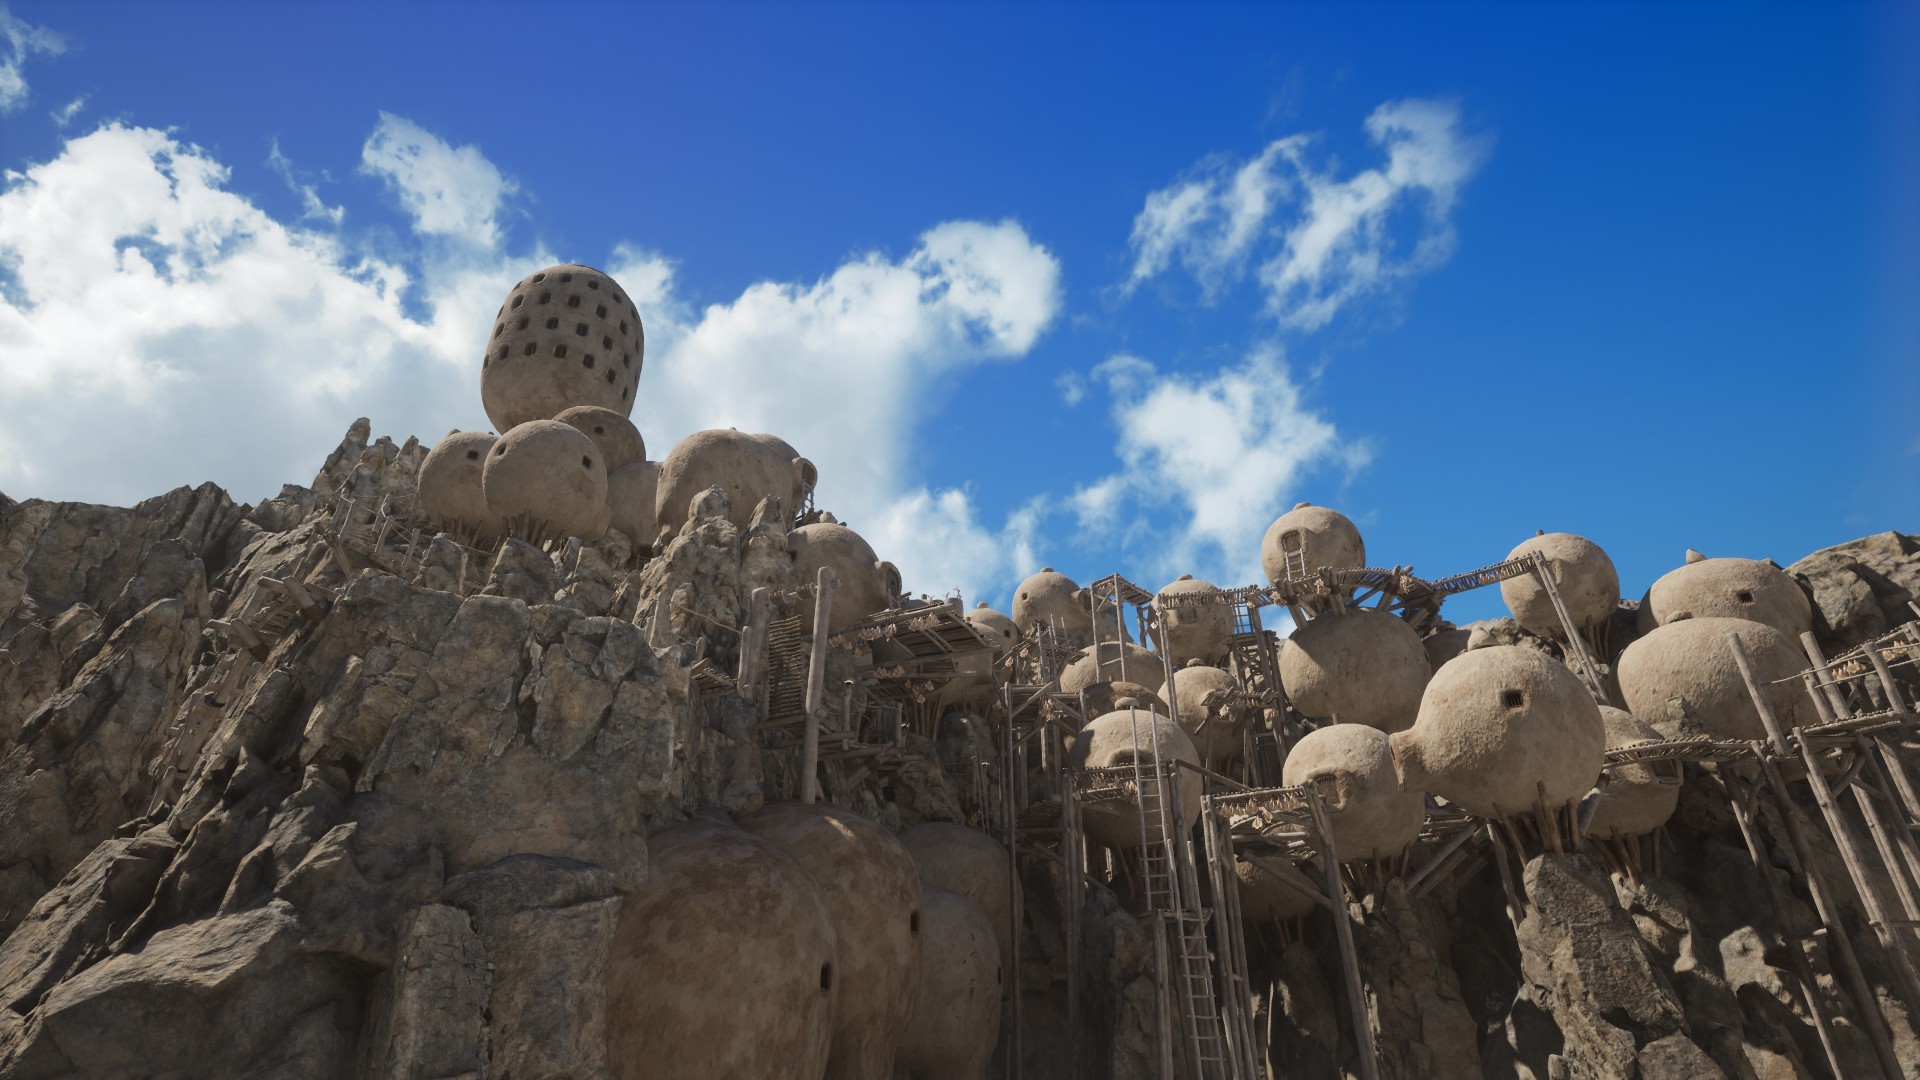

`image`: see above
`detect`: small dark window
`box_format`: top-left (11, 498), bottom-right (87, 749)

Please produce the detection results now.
top-left (819, 963), bottom-right (832, 991)
top-left (567, 295), bottom-right (581, 308)
top-left (493, 323), bottom-right (505, 338)
top-left (575, 322), bottom-right (589, 336)
top-left (554, 344), bottom-right (568, 358)
top-left (581, 456), bottom-right (592, 468)
top-left (621, 353), bottom-right (630, 369)
top-left (532, 272), bottom-right (546, 283)
top-left (596, 305), bottom-right (608, 318)
top-left (582, 355), bottom-right (595, 369)
top-left (523, 342), bottom-right (537, 356)
top-left (619, 320), bottom-right (628, 334)
top-left (511, 295), bottom-right (523, 308)
top-left (466, 449), bottom-right (480, 460)
top-left (1501, 689), bottom-right (1525, 709)
top-left (605, 369), bottom-right (615, 384)
top-left (545, 317), bottom-right (559, 330)
top-left (588, 278), bottom-right (600, 289)
top-left (496, 444), bottom-right (507, 454)
top-left (593, 426), bottom-right (605, 435)
top-left (621, 387), bottom-right (628, 400)
top-left (538, 291), bottom-right (550, 304)
top-left (559, 273), bottom-right (573, 283)
top-left (516, 317), bottom-right (529, 331)
top-left (602, 335), bottom-right (613, 350)
top-left (909, 911), bottom-right (921, 934)
top-left (1736, 590), bottom-right (1755, 603)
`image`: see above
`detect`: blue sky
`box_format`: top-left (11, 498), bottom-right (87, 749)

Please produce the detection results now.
top-left (0, 1), bottom-right (1914, 622)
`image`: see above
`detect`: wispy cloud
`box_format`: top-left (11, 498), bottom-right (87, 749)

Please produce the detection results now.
top-left (360, 112), bottom-right (518, 247)
top-left (0, 6), bottom-right (63, 114)
top-left (1126, 97), bottom-right (1491, 330)
top-left (48, 92), bottom-right (84, 127)
top-left (1070, 348), bottom-right (1369, 584)
top-left (268, 139), bottom-right (344, 225)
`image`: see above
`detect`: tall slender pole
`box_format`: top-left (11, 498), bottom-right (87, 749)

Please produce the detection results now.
top-left (800, 566), bottom-right (838, 804)
top-left (1309, 789), bottom-right (1380, 1080)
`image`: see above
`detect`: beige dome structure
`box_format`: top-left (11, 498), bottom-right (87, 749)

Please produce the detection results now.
top-left (1278, 610), bottom-right (1430, 733)
top-left (1168, 664), bottom-right (1246, 764)
top-left (1587, 707), bottom-right (1680, 839)
top-left (1261, 503), bottom-right (1365, 586)
top-left (1389, 645), bottom-right (1605, 821)
top-left (1422, 628), bottom-right (1472, 672)
top-left (894, 884), bottom-right (1001, 1080)
top-left (1152, 575), bottom-right (1233, 666)
top-left (738, 802), bottom-right (924, 1080)
top-left (416, 430), bottom-right (505, 542)
top-left (481, 419), bottom-right (611, 545)
top-left (607, 819), bottom-right (835, 1080)
top-left (553, 405), bottom-right (645, 473)
top-left (788, 522), bottom-right (898, 630)
top-left (1283, 723), bottom-right (1426, 862)
top-left (1060, 640), bottom-right (1167, 697)
top-left (1012, 568), bottom-right (1091, 639)
top-left (964, 603), bottom-right (1019, 656)
top-left (1068, 708), bottom-right (1203, 849)
top-left (1617, 616), bottom-right (1817, 742)
top-left (1500, 532), bottom-right (1619, 638)
top-left (654, 428), bottom-right (817, 539)
top-left (898, 822), bottom-right (1019, 1003)
top-left (1080, 681), bottom-right (1170, 719)
top-left (607, 460), bottom-right (660, 551)
top-left (481, 264), bottom-right (643, 433)
top-left (1235, 856), bottom-right (1319, 924)
top-left (1644, 557), bottom-right (1814, 641)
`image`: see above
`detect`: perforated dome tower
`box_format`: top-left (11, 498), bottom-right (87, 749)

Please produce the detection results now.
top-left (1644, 557), bottom-right (1814, 641)
top-left (1261, 502), bottom-right (1365, 586)
top-left (738, 802), bottom-right (924, 1080)
top-left (553, 405), bottom-right (645, 473)
top-left (787, 522), bottom-right (898, 630)
top-left (1152, 575), bottom-right (1233, 666)
top-left (1281, 723), bottom-right (1426, 862)
top-left (1067, 708), bottom-right (1203, 849)
top-left (416, 430), bottom-right (505, 542)
top-left (607, 819), bottom-right (836, 1080)
top-left (481, 264), bottom-right (643, 433)
top-left (1278, 609), bottom-right (1430, 732)
top-left (655, 428), bottom-right (816, 538)
top-left (480, 419), bottom-right (610, 545)
top-left (1012, 569), bottom-right (1091, 639)
top-left (1617, 616), bottom-right (1817, 741)
top-left (1389, 645), bottom-right (1605, 820)
top-left (1586, 707), bottom-right (1681, 839)
top-left (1500, 532), bottom-right (1619, 638)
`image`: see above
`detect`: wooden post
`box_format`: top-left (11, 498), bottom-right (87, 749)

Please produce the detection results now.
top-left (1713, 773), bottom-right (1846, 1078)
top-left (1309, 789), bottom-right (1381, 1080)
top-left (1799, 632), bottom-right (1854, 720)
top-left (800, 566), bottom-right (838, 804)
top-left (1733, 634), bottom-right (1920, 1009)
top-left (737, 587), bottom-right (772, 704)
top-left (1859, 635), bottom-right (1914, 717)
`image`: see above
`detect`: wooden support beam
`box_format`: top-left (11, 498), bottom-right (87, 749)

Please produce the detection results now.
top-left (1309, 789), bottom-right (1381, 1080)
top-left (800, 566), bottom-right (838, 805)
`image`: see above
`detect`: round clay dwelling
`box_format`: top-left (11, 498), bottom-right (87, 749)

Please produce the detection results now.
top-left (1282, 723), bottom-right (1426, 862)
top-left (1500, 532), bottom-right (1619, 639)
top-left (1644, 557), bottom-right (1814, 642)
top-left (553, 405), bottom-right (645, 474)
top-left (480, 264), bottom-right (643, 433)
top-left (1067, 708), bottom-right (1203, 850)
top-left (1152, 575), bottom-right (1233, 666)
top-left (654, 428), bottom-right (815, 536)
top-left (1261, 502), bottom-right (1365, 586)
top-left (1012, 568), bottom-right (1091, 639)
top-left (1278, 609), bottom-right (1430, 733)
top-left (480, 419), bottom-right (610, 545)
top-left (416, 430), bottom-right (505, 542)
top-left (1617, 615), bottom-right (1818, 742)
top-left (1586, 707), bottom-right (1681, 839)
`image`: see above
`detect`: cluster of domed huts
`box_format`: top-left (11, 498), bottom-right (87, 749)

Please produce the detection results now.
top-left (419, 265), bottom-right (1824, 1077)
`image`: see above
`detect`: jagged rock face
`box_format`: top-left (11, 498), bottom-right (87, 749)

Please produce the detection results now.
top-left (1617, 616), bottom-right (1818, 742)
top-left (654, 429), bottom-right (814, 540)
top-left (607, 819), bottom-right (836, 1080)
top-left (1279, 609), bottom-right (1431, 733)
top-left (1501, 532), bottom-right (1619, 638)
top-left (1644, 556), bottom-right (1816, 642)
top-left (737, 802), bottom-right (925, 1080)
top-left (1788, 531), bottom-right (1920, 648)
top-left (895, 883), bottom-right (1001, 1080)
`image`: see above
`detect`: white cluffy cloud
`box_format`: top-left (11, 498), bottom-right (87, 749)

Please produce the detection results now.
top-left (1070, 348), bottom-right (1369, 585)
top-left (0, 117), bottom-right (1060, 607)
top-left (0, 6), bottom-right (63, 113)
top-left (1127, 97), bottom-right (1491, 330)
